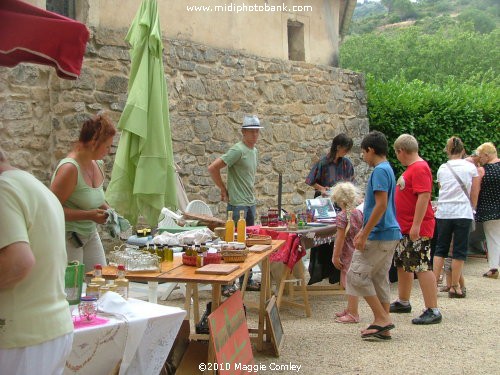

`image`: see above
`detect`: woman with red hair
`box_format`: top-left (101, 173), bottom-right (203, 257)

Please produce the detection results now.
top-left (51, 113), bottom-right (116, 273)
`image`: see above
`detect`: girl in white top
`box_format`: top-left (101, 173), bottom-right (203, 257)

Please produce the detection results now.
top-left (433, 136), bottom-right (480, 298)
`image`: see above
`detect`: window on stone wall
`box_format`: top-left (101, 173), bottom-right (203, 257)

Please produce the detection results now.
top-left (47, 0), bottom-right (76, 19)
top-left (287, 20), bottom-right (305, 62)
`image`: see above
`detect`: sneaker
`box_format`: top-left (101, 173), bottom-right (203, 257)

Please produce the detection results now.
top-left (389, 300), bottom-right (412, 313)
top-left (412, 308), bottom-right (442, 325)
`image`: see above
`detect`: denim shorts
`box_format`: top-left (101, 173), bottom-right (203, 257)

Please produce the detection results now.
top-left (434, 218), bottom-right (472, 261)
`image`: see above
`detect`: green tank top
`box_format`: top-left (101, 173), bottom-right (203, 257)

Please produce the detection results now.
top-left (52, 158), bottom-right (106, 235)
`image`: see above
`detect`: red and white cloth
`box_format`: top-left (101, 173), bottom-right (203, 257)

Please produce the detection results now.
top-left (247, 226), bottom-right (306, 270)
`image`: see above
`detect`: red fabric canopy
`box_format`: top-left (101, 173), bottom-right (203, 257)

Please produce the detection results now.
top-left (0, 0), bottom-right (89, 80)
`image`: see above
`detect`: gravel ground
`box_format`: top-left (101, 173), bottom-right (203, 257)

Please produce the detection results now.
top-left (159, 255), bottom-right (499, 375)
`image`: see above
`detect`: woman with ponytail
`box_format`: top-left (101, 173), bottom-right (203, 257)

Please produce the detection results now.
top-left (433, 136), bottom-right (480, 298)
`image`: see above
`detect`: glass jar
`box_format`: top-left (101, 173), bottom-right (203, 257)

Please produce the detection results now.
top-left (86, 283), bottom-right (100, 299)
top-left (78, 296), bottom-right (97, 322)
top-left (99, 285), bottom-right (110, 298)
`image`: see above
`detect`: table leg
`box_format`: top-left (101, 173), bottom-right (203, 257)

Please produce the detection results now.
top-left (148, 281), bottom-right (158, 304)
top-left (211, 284), bottom-right (221, 310)
top-left (183, 283), bottom-right (192, 321)
top-left (240, 270), bottom-right (250, 300)
top-left (276, 267), bottom-right (292, 308)
top-left (193, 284), bottom-right (200, 324)
top-left (296, 259), bottom-right (312, 317)
top-left (257, 257), bottom-right (270, 351)
top-left (205, 284), bottom-right (222, 375)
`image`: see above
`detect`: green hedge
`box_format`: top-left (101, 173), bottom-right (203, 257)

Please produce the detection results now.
top-left (367, 76), bottom-right (500, 193)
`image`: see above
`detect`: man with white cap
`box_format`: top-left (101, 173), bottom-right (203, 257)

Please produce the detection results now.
top-left (209, 115), bottom-right (263, 295)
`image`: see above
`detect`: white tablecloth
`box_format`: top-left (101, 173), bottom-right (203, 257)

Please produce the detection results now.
top-left (65, 298), bottom-right (185, 375)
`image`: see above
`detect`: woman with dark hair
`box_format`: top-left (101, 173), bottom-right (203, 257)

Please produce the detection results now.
top-left (50, 113), bottom-right (117, 273)
top-left (305, 133), bottom-right (354, 197)
top-left (432, 136), bottom-right (480, 298)
top-left (305, 133), bottom-right (355, 284)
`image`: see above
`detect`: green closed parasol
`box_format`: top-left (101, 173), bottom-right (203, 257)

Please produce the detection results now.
top-left (106, 0), bottom-right (177, 226)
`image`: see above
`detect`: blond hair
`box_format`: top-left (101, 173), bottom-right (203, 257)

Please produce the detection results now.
top-left (331, 182), bottom-right (360, 234)
top-left (476, 142), bottom-right (497, 158)
top-left (394, 134), bottom-right (418, 153)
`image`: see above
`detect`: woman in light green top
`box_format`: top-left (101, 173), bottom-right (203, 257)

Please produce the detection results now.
top-left (51, 114), bottom-right (116, 273)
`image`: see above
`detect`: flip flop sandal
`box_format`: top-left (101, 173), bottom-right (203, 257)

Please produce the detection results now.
top-left (439, 286), bottom-right (451, 293)
top-left (373, 333), bottom-right (392, 340)
top-left (361, 323), bottom-right (395, 339)
top-left (361, 332), bottom-right (392, 342)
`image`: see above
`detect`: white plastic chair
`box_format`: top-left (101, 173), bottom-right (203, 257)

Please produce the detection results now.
top-left (158, 214), bottom-right (182, 229)
top-left (185, 200), bottom-right (213, 216)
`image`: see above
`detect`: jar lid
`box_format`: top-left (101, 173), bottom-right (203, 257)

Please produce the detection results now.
top-left (81, 296), bottom-right (97, 302)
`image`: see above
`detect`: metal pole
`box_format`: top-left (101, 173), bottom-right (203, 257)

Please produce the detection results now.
top-left (278, 173), bottom-right (282, 220)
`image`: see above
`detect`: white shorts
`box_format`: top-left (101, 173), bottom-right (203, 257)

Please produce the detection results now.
top-left (0, 332), bottom-right (73, 375)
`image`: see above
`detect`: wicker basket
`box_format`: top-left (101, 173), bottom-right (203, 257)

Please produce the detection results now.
top-left (246, 234), bottom-right (272, 246)
top-left (221, 249), bottom-right (248, 263)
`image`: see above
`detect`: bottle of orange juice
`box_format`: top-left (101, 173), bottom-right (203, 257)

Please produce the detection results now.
top-left (225, 211), bottom-right (235, 242)
top-left (237, 210), bottom-right (246, 243)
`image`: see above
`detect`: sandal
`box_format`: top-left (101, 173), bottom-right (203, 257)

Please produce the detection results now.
top-left (222, 284), bottom-right (237, 297)
top-left (335, 313), bottom-right (359, 324)
top-left (448, 285), bottom-right (465, 298)
top-left (335, 309), bottom-right (348, 317)
top-left (244, 280), bottom-right (261, 291)
top-left (439, 286), bottom-right (451, 293)
top-left (483, 269), bottom-right (499, 279)
top-left (361, 323), bottom-right (395, 339)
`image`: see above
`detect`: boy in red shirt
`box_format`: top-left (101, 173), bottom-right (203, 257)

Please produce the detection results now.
top-left (391, 134), bottom-right (442, 325)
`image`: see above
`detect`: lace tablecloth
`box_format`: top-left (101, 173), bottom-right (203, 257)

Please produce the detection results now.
top-left (65, 298), bottom-right (186, 375)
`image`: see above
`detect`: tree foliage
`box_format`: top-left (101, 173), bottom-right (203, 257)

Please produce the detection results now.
top-left (342, 2), bottom-right (499, 190)
top-left (351, 0), bottom-right (500, 36)
top-left (340, 24), bottom-right (499, 85)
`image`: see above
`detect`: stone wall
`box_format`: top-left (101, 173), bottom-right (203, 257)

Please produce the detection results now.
top-left (0, 27), bottom-right (369, 221)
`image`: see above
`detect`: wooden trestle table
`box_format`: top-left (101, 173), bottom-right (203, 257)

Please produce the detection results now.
top-left (87, 239), bottom-right (285, 355)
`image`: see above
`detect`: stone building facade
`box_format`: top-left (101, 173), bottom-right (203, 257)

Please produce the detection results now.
top-left (0, 26), bottom-right (369, 221)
